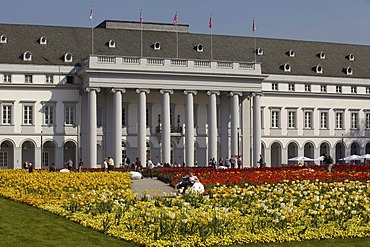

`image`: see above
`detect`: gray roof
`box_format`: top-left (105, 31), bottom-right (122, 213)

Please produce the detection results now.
top-left (1, 21), bottom-right (370, 78)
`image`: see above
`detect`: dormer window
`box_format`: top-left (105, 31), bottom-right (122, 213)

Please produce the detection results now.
top-left (39, 36), bottom-right (47, 45)
top-left (64, 53), bottom-right (73, 63)
top-left (152, 42), bottom-right (161, 50)
top-left (108, 39), bottom-right (116, 48)
top-left (314, 65), bottom-right (323, 74)
top-left (283, 63), bottom-right (291, 72)
top-left (317, 52), bottom-right (326, 59)
top-left (344, 66), bottom-right (353, 75)
top-left (287, 50), bottom-right (295, 57)
top-left (194, 44), bottom-right (203, 52)
top-left (347, 53), bottom-right (355, 61)
top-left (256, 47), bottom-right (264, 56)
top-left (0, 34), bottom-right (7, 43)
top-left (23, 51), bottom-right (32, 61)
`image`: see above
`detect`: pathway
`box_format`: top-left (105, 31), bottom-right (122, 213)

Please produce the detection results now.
top-left (131, 177), bottom-right (177, 198)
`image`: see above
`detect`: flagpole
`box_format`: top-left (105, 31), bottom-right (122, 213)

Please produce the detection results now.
top-left (90, 6), bottom-right (94, 55)
top-left (140, 9), bottom-right (143, 57)
top-left (210, 14), bottom-right (213, 61)
top-left (253, 17), bottom-right (256, 65)
top-left (174, 11), bottom-right (179, 59)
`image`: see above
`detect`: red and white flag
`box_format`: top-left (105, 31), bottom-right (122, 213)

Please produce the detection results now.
top-left (140, 9), bottom-right (143, 24)
top-left (173, 11), bottom-right (178, 26)
top-left (89, 6), bottom-right (93, 21)
top-left (252, 17), bottom-right (256, 32)
top-left (209, 15), bottom-right (212, 29)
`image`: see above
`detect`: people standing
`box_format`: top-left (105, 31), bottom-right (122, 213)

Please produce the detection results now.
top-left (108, 156), bottom-right (114, 172)
top-left (102, 157), bottom-right (108, 172)
top-left (78, 159), bottom-right (83, 172)
top-left (49, 163), bottom-right (56, 172)
top-left (147, 157), bottom-right (154, 178)
top-left (323, 153), bottom-right (334, 172)
top-left (135, 157), bottom-right (142, 173)
top-left (28, 162), bottom-right (33, 173)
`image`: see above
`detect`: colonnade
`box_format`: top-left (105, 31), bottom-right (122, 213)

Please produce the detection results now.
top-left (84, 87), bottom-right (262, 168)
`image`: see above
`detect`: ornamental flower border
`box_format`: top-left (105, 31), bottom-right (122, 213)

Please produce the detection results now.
top-left (1, 166), bottom-right (370, 247)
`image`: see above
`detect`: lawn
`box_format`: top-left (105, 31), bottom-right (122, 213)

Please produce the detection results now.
top-left (0, 197), bottom-right (135, 247)
top-left (1, 196), bottom-right (370, 247)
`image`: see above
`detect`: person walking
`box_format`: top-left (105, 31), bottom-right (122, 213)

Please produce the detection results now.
top-left (108, 156), bottom-right (114, 172)
top-left (147, 157), bottom-right (154, 178)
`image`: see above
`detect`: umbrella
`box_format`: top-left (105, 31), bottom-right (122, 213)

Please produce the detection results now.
top-left (360, 154), bottom-right (370, 159)
top-left (314, 156), bottom-right (325, 161)
top-left (288, 156), bottom-right (315, 162)
top-left (340, 155), bottom-right (363, 161)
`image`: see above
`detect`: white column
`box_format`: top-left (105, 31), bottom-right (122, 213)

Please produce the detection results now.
top-left (112, 88), bottom-right (126, 168)
top-left (253, 93), bottom-right (262, 167)
top-left (160, 89), bottom-right (173, 165)
top-left (86, 87), bottom-right (100, 168)
top-left (136, 89), bottom-right (150, 166)
top-left (230, 92), bottom-right (242, 157)
top-left (207, 90), bottom-right (220, 161)
top-left (184, 90), bottom-right (197, 166)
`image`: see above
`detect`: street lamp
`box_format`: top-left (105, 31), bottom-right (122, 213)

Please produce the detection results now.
top-left (237, 127), bottom-right (240, 157)
top-left (41, 130), bottom-right (43, 168)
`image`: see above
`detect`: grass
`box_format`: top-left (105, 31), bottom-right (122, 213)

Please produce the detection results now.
top-left (1, 196), bottom-right (370, 247)
top-left (0, 197), bottom-right (135, 247)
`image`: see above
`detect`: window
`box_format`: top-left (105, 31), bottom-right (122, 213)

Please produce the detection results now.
top-left (65, 106), bottom-right (75, 125)
top-left (272, 83), bottom-right (278, 90)
top-left (44, 105), bottom-right (54, 125)
top-left (146, 142), bottom-right (151, 159)
top-left (367, 87), bottom-right (370, 94)
top-left (304, 111), bottom-right (312, 129)
top-left (320, 85), bottom-right (327, 92)
top-left (146, 108), bottom-right (149, 126)
top-left (271, 110), bottom-right (279, 128)
top-left (336, 112), bottom-right (343, 129)
top-left (23, 105), bottom-right (33, 125)
top-left (366, 113), bottom-right (370, 129)
top-left (305, 84), bottom-right (311, 92)
top-left (45, 75), bottom-right (53, 83)
top-left (288, 111), bottom-right (296, 128)
top-left (288, 84), bottom-right (295, 91)
top-left (351, 86), bottom-right (357, 94)
top-left (3, 74), bottom-right (11, 83)
top-left (25, 75), bottom-right (33, 83)
top-left (121, 142), bottom-right (127, 164)
top-left (351, 112), bottom-right (358, 129)
top-left (336, 86), bottom-right (342, 93)
top-left (2, 105), bottom-right (12, 125)
top-left (122, 106), bottom-right (127, 126)
top-left (0, 151), bottom-right (8, 167)
top-left (66, 76), bottom-right (74, 84)
top-left (320, 112), bottom-right (328, 129)
top-left (42, 152), bottom-right (49, 166)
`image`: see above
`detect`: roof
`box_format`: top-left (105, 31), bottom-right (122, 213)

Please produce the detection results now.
top-left (0, 22), bottom-right (370, 78)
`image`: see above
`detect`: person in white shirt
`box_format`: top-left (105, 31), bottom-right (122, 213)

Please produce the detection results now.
top-left (147, 157), bottom-right (154, 178)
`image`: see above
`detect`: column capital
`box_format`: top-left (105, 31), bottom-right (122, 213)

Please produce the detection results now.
top-left (110, 88), bottom-right (126, 94)
top-left (184, 90), bottom-right (197, 96)
top-left (207, 90), bottom-right (220, 96)
top-left (136, 88), bottom-right (150, 94)
top-left (84, 87), bottom-right (101, 93)
top-left (160, 89), bottom-right (174, 95)
top-left (229, 92), bottom-right (243, 97)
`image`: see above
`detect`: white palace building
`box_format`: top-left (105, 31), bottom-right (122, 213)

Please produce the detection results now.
top-left (1, 20), bottom-right (370, 169)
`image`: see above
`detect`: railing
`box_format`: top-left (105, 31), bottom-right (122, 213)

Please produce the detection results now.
top-left (97, 56), bottom-right (116, 63)
top-left (156, 126), bottom-right (183, 134)
top-left (171, 59), bottom-right (188, 67)
top-left (122, 57), bottom-right (140, 65)
top-left (87, 55), bottom-right (259, 73)
top-left (217, 61), bottom-right (233, 68)
top-left (147, 58), bottom-right (165, 66)
top-left (194, 60), bottom-right (211, 67)
top-left (239, 63), bottom-right (254, 69)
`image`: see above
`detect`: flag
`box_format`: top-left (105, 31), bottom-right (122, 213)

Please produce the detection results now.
top-left (89, 6), bottom-right (93, 21)
top-left (173, 11), bottom-right (178, 26)
top-left (209, 15), bottom-right (212, 29)
top-left (252, 17), bottom-right (256, 32)
top-left (140, 9), bottom-right (143, 24)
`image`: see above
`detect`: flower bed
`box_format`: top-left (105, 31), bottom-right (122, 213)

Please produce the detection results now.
top-left (1, 167), bottom-right (370, 246)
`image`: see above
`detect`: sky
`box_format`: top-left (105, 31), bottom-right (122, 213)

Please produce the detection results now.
top-left (1, 0), bottom-right (370, 45)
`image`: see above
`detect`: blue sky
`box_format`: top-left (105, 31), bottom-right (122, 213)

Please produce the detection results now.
top-left (1, 0), bottom-right (370, 45)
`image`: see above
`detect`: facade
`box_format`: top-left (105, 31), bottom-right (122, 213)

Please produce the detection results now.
top-left (1, 20), bottom-right (370, 169)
